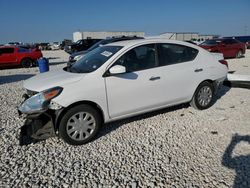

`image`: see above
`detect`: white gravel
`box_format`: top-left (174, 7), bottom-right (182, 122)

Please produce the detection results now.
top-left (0, 50), bottom-right (250, 187)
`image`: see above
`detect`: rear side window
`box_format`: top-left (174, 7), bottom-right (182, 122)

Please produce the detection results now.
top-left (18, 47), bottom-right (30, 53)
top-left (0, 48), bottom-right (14, 54)
top-left (201, 40), bottom-right (218, 45)
top-left (223, 39), bottom-right (238, 44)
top-left (223, 39), bottom-right (232, 44)
top-left (158, 44), bottom-right (198, 66)
top-left (230, 39), bottom-right (239, 44)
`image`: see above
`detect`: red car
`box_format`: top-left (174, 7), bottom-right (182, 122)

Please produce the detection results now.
top-left (199, 39), bottom-right (246, 58)
top-left (0, 46), bottom-right (43, 68)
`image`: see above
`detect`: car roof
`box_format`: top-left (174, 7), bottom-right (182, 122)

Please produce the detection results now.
top-left (105, 38), bottom-right (199, 48)
top-left (209, 38), bottom-right (236, 41)
top-left (205, 38), bottom-right (223, 41)
top-left (101, 36), bottom-right (143, 42)
top-left (0, 45), bottom-right (16, 49)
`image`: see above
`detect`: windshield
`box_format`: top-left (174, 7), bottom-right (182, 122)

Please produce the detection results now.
top-left (201, 40), bottom-right (221, 45)
top-left (76, 40), bottom-right (82, 44)
top-left (69, 45), bottom-right (122, 73)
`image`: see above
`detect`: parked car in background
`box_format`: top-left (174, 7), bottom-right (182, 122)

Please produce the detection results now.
top-left (38, 43), bottom-right (50, 50)
top-left (224, 36), bottom-right (250, 49)
top-left (196, 38), bottom-right (206, 45)
top-left (185, 40), bottom-right (197, 45)
top-left (65, 39), bottom-right (102, 54)
top-left (0, 46), bottom-right (42, 68)
top-left (18, 39), bottom-right (228, 145)
top-left (48, 42), bottom-right (60, 50)
top-left (199, 38), bottom-right (246, 58)
top-left (5, 42), bottom-right (22, 46)
top-left (60, 39), bottom-right (73, 50)
top-left (68, 36), bottom-right (144, 64)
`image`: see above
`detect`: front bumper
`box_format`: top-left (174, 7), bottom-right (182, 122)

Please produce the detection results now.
top-left (18, 94), bottom-right (60, 145)
top-left (19, 112), bottom-right (56, 145)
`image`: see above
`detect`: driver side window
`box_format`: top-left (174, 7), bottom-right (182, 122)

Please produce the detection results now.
top-left (113, 44), bottom-right (158, 72)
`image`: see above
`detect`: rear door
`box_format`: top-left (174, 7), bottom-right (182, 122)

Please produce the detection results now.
top-left (230, 39), bottom-right (242, 56)
top-left (157, 43), bottom-right (200, 104)
top-left (222, 39), bottom-right (235, 57)
top-left (105, 44), bottom-right (166, 118)
top-left (0, 47), bottom-right (16, 65)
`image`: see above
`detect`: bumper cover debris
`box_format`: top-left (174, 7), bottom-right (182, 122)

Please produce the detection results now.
top-left (19, 113), bottom-right (56, 146)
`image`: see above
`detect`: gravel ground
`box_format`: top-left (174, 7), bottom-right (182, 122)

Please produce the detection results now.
top-left (0, 50), bottom-right (250, 187)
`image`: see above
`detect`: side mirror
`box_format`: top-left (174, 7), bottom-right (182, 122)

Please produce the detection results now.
top-left (109, 65), bottom-right (126, 75)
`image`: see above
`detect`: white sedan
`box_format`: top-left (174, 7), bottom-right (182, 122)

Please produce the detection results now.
top-left (18, 39), bottom-right (228, 145)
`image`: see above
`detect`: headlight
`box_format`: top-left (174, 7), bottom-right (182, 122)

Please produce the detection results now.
top-left (74, 55), bottom-right (84, 61)
top-left (19, 87), bottom-right (63, 114)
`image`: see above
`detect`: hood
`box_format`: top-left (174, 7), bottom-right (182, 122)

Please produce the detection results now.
top-left (23, 68), bottom-right (85, 92)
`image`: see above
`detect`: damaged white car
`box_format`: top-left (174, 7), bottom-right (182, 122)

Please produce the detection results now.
top-left (18, 39), bottom-right (228, 145)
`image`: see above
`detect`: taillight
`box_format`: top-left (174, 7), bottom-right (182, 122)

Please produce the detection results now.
top-left (219, 60), bottom-right (228, 68)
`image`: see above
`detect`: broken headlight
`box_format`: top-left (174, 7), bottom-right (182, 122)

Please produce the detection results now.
top-left (19, 87), bottom-right (63, 114)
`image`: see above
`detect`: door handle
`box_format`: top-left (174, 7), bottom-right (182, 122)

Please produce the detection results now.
top-left (194, 68), bottom-right (203, 72)
top-left (149, 76), bottom-right (161, 81)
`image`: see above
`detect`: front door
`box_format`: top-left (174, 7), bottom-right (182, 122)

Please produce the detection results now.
top-left (221, 39), bottom-right (234, 58)
top-left (0, 47), bottom-right (16, 65)
top-left (105, 44), bottom-right (166, 118)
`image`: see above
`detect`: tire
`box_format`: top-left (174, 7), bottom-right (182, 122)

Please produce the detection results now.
top-left (32, 61), bottom-right (38, 67)
top-left (21, 58), bottom-right (33, 68)
top-left (236, 50), bottom-right (243, 58)
top-left (59, 104), bottom-right (101, 145)
top-left (190, 81), bottom-right (215, 110)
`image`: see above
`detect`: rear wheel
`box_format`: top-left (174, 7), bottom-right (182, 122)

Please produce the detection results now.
top-left (32, 61), bottom-right (38, 67)
top-left (236, 50), bottom-right (243, 58)
top-left (190, 81), bottom-right (214, 110)
top-left (21, 58), bottom-right (33, 68)
top-left (59, 104), bottom-right (101, 145)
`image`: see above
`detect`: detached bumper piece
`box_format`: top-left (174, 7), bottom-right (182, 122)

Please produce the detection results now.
top-left (19, 113), bottom-right (56, 146)
top-left (223, 80), bottom-right (250, 89)
top-left (224, 73), bottom-right (250, 89)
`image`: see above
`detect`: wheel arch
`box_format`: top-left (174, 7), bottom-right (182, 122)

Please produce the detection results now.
top-left (191, 79), bottom-right (215, 100)
top-left (20, 56), bottom-right (34, 61)
top-left (236, 48), bottom-right (244, 57)
top-left (55, 100), bottom-right (105, 130)
top-left (190, 79), bottom-right (216, 110)
top-left (20, 57), bottom-right (34, 65)
top-left (198, 79), bottom-right (215, 89)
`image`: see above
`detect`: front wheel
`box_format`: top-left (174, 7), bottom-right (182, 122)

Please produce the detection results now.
top-left (190, 81), bottom-right (214, 110)
top-left (59, 104), bottom-right (101, 145)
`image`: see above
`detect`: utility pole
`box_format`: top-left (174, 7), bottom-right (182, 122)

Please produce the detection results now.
top-left (244, 25), bottom-right (248, 35)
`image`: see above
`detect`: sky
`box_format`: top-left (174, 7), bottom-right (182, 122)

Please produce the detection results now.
top-left (0, 0), bottom-right (249, 43)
